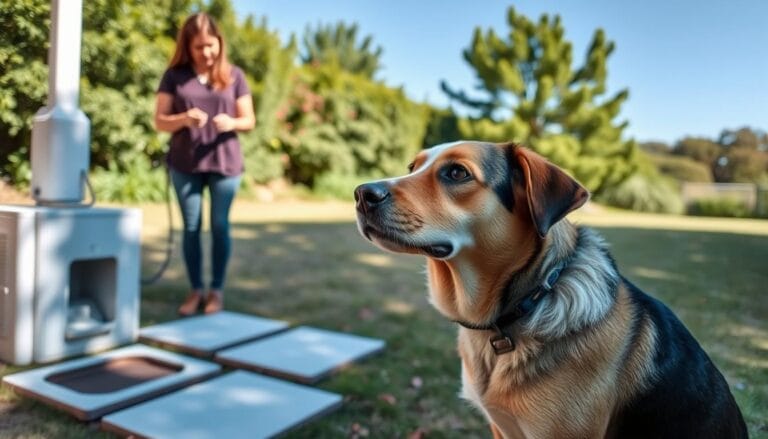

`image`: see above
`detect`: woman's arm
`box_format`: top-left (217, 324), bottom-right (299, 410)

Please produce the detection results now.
top-left (154, 92), bottom-right (208, 133)
top-left (212, 94), bottom-right (256, 133)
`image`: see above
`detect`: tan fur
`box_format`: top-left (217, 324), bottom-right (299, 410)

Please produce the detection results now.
top-left (355, 141), bottom-right (660, 438)
top-left (458, 281), bottom-right (657, 438)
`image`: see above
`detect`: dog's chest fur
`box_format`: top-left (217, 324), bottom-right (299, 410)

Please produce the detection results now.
top-left (454, 282), bottom-right (657, 439)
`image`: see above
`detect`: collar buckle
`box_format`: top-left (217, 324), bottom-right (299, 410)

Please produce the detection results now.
top-left (489, 332), bottom-right (515, 354)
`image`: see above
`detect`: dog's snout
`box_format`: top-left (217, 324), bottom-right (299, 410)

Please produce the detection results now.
top-left (354, 183), bottom-right (391, 212)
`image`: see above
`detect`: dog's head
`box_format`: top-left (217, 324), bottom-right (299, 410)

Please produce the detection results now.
top-left (354, 141), bottom-right (589, 261)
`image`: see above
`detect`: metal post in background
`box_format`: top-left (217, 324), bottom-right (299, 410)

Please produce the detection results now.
top-left (30, 0), bottom-right (91, 205)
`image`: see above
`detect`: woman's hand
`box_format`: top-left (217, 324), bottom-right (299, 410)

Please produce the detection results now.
top-left (186, 108), bottom-right (208, 128)
top-left (212, 113), bottom-right (236, 132)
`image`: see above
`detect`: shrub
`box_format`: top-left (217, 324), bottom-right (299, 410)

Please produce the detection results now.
top-left (312, 172), bottom-right (374, 201)
top-left (688, 197), bottom-right (752, 218)
top-left (276, 65), bottom-right (428, 187)
top-left (89, 154), bottom-right (167, 203)
top-left (238, 130), bottom-right (286, 184)
top-left (648, 153), bottom-right (713, 182)
top-left (595, 172), bottom-right (684, 214)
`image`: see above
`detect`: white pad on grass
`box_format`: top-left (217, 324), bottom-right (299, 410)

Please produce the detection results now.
top-left (101, 370), bottom-right (343, 439)
top-left (1, 344), bottom-right (220, 421)
top-left (139, 311), bottom-right (289, 357)
top-left (215, 326), bottom-right (385, 384)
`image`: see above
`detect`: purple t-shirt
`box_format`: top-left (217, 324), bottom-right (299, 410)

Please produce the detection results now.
top-left (157, 65), bottom-right (250, 176)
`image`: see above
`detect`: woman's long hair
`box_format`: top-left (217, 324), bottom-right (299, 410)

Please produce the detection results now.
top-left (168, 13), bottom-right (232, 90)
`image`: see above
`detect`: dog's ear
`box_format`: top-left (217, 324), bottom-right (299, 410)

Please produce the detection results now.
top-left (514, 147), bottom-right (589, 238)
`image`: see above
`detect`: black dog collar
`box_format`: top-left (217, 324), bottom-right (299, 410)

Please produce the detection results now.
top-left (455, 264), bottom-right (565, 355)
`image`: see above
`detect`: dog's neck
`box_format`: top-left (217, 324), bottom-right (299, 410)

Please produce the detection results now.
top-left (426, 221), bottom-right (619, 340)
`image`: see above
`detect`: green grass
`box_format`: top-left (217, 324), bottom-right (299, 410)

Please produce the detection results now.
top-left (1, 201), bottom-right (766, 438)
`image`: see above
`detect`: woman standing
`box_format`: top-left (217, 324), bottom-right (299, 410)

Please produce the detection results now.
top-left (154, 13), bottom-right (255, 315)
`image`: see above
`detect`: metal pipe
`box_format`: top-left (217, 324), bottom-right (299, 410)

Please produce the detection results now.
top-left (30, 0), bottom-right (91, 205)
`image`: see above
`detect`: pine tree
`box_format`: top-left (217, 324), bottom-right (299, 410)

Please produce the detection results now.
top-left (300, 22), bottom-right (383, 79)
top-left (442, 7), bottom-right (639, 194)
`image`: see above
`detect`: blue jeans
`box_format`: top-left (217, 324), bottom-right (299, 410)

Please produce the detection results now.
top-left (170, 169), bottom-right (240, 291)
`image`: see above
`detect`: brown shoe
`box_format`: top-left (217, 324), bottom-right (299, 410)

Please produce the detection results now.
top-left (204, 290), bottom-right (223, 314)
top-left (178, 291), bottom-right (203, 316)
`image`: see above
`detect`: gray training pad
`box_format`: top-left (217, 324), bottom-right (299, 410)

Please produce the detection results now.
top-left (101, 370), bottom-right (343, 439)
top-left (1, 344), bottom-right (221, 421)
top-left (139, 311), bottom-right (289, 356)
top-left (215, 326), bottom-right (386, 383)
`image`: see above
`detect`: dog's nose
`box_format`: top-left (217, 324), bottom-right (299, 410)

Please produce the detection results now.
top-left (354, 183), bottom-right (391, 212)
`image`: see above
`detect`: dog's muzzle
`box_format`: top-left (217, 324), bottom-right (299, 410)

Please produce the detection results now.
top-left (354, 182), bottom-right (454, 259)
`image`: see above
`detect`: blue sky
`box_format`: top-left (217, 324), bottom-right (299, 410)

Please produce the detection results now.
top-left (232, 0), bottom-right (768, 144)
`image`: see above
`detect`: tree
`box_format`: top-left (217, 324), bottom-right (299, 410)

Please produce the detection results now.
top-left (639, 141), bottom-right (671, 155)
top-left (0, 0), bottom-right (50, 184)
top-left (441, 7), bottom-right (639, 194)
top-left (648, 153), bottom-right (713, 183)
top-left (719, 126), bottom-right (768, 151)
top-left (673, 137), bottom-right (722, 167)
top-left (274, 63), bottom-right (427, 186)
top-left (422, 107), bottom-right (461, 148)
top-left (713, 148), bottom-right (768, 184)
top-left (714, 127), bottom-right (768, 184)
top-left (300, 22), bottom-right (383, 79)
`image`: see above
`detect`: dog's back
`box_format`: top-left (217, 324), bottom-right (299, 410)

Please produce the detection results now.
top-left (608, 279), bottom-right (748, 438)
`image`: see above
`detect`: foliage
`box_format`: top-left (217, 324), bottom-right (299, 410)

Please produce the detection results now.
top-left (81, 0), bottom-right (179, 96)
top-left (421, 107), bottom-right (461, 148)
top-left (687, 197), bottom-right (752, 218)
top-left (89, 153), bottom-right (168, 203)
top-left (719, 126), bottom-right (768, 151)
top-left (311, 172), bottom-right (373, 201)
top-left (442, 7), bottom-right (639, 195)
top-left (0, 0), bottom-right (50, 183)
top-left (639, 141), bottom-right (671, 155)
top-left (275, 63), bottom-right (428, 186)
top-left (714, 144), bottom-right (768, 185)
top-left (594, 171), bottom-right (684, 214)
top-left (672, 128), bottom-right (768, 185)
top-left (673, 137), bottom-right (721, 167)
top-left (647, 152), bottom-right (713, 183)
top-left (300, 22), bottom-right (383, 79)
top-left (81, 84), bottom-right (165, 169)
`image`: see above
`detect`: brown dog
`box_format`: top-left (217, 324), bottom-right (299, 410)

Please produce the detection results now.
top-left (354, 141), bottom-right (746, 438)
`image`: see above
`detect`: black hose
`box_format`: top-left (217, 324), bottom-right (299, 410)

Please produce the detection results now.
top-left (141, 165), bottom-right (174, 285)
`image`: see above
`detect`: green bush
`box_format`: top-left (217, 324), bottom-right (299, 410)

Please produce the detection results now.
top-left (688, 197), bottom-right (752, 218)
top-left (276, 65), bottom-right (428, 187)
top-left (758, 187), bottom-right (768, 218)
top-left (89, 154), bottom-right (168, 203)
top-left (312, 172), bottom-right (374, 201)
top-left (238, 130), bottom-right (286, 184)
top-left (422, 107), bottom-right (460, 148)
top-left (648, 153), bottom-right (713, 182)
top-left (595, 172), bottom-right (684, 214)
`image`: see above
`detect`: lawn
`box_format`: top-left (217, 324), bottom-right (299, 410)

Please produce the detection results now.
top-left (1, 200), bottom-right (766, 438)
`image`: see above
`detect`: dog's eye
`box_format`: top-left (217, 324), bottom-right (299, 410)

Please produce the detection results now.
top-left (445, 164), bottom-right (471, 182)
top-left (407, 162), bottom-right (415, 173)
